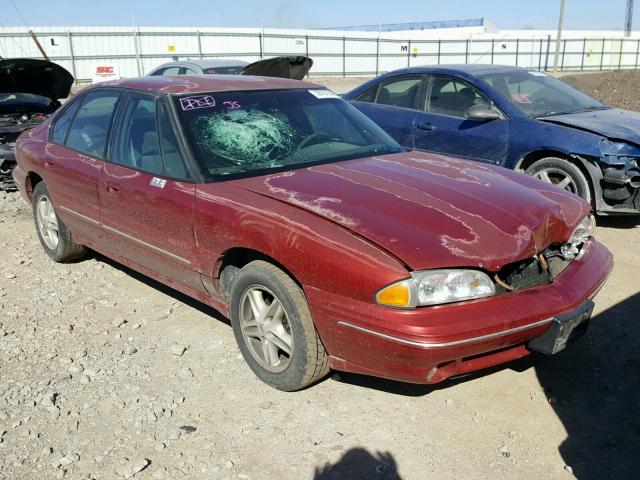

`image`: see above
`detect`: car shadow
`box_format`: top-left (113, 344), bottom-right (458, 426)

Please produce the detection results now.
top-left (313, 448), bottom-right (402, 480)
top-left (90, 251), bottom-right (229, 325)
top-left (331, 356), bottom-right (536, 397)
top-left (535, 293), bottom-right (640, 479)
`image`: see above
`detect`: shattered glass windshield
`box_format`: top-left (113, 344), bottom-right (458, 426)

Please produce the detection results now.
top-left (174, 89), bottom-right (403, 179)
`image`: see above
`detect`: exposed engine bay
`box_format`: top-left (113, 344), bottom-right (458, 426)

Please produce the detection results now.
top-left (0, 59), bottom-right (74, 191)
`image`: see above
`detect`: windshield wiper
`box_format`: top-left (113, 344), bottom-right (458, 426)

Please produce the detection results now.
top-left (533, 106), bottom-right (608, 118)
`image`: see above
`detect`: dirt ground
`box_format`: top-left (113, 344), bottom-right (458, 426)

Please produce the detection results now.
top-left (1, 71), bottom-right (640, 480)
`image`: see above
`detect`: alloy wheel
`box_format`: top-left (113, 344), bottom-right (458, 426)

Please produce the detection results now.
top-left (534, 168), bottom-right (578, 194)
top-left (36, 196), bottom-right (60, 250)
top-left (239, 285), bottom-right (293, 373)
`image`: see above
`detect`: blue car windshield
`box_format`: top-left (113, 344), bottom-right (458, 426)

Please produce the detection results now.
top-left (479, 70), bottom-right (605, 118)
top-left (175, 88), bottom-right (403, 180)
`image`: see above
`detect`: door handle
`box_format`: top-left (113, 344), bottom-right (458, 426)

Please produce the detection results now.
top-left (416, 122), bottom-right (436, 131)
top-left (105, 183), bottom-right (119, 194)
top-left (44, 160), bottom-right (55, 169)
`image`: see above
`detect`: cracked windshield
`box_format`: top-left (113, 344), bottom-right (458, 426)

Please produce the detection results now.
top-left (175, 89), bottom-right (402, 179)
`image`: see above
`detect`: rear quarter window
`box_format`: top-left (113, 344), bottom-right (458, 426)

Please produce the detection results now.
top-left (65, 90), bottom-right (120, 158)
top-left (50, 100), bottom-right (81, 145)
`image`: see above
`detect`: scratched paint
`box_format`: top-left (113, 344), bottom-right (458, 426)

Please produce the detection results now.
top-left (193, 109), bottom-right (298, 168)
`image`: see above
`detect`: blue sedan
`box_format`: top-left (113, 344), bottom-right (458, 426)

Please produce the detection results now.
top-left (344, 65), bottom-right (640, 215)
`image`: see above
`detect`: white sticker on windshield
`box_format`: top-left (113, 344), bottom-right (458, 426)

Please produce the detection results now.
top-left (529, 71), bottom-right (548, 77)
top-left (309, 89), bottom-right (340, 99)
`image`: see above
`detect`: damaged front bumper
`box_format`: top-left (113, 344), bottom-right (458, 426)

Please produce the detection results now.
top-left (307, 239), bottom-right (612, 385)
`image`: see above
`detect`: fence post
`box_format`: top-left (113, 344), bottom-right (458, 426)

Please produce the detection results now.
top-left (544, 35), bottom-right (551, 71)
top-left (407, 39), bottom-right (411, 67)
top-left (465, 38), bottom-right (469, 63)
top-left (67, 31), bottom-right (77, 84)
top-left (375, 37), bottom-right (380, 75)
top-left (580, 38), bottom-right (586, 70)
top-left (491, 39), bottom-right (495, 64)
top-left (560, 39), bottom-right (566, 70)
top-left (305, 34), bottom-right (309, 59)
top-left (515, 38), bottom-right (519, 66)
top-left (197, 31), bottom-right (203, 59)
top-left (538, 38), bottom-right (543, 70)
top-left (619, 38), bottom-right (624, 69)
top-left (258, 33), bottom-right (263, 59)
top-left (636, 39), bottom-right (640, 68)
top-left (342, 36), bottom-right (346, 77)
top-left (436, 39), bottom-right (440, 64)
top-left (600, 38), bottom-right (605, 70)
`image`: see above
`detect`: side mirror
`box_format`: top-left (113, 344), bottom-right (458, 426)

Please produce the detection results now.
top-left (466, 104), bottom-right (502, 121)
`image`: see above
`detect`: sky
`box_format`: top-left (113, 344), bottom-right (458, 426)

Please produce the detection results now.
top-left (1, 0), bottom-right (638, 31)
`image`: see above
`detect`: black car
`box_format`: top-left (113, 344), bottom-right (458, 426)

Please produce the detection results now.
top-left (0, 58), bottom-right (74, 191)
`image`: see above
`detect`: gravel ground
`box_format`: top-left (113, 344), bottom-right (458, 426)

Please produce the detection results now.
top-left (2, 71), bottom-right (640, 480)
top-left (561, 70), bottom-right (640, 110)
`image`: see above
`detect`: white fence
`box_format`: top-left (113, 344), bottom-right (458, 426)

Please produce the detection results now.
top-left (1, 30), bottom-right (640, 81)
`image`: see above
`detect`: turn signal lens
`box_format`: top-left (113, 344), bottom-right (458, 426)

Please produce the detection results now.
top-left (376, 281), bottom-right (411, 307)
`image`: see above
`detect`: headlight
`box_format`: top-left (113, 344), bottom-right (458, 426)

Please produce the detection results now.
top-left (600, 139), bottom-right (640, 156)
top-left (376, 269), bottom-right (496, 308)
top-left (561, 213), bottom-right (595, 258)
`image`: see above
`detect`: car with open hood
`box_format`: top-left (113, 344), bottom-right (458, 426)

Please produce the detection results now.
top-left (344, 64), bottom-right (640, 215)
top-left (0, 58), bottom-right (74, 191)
top-left (13, 75), bottom-right (612, 391)
top-left (147, 56), bottom-right (313, 80)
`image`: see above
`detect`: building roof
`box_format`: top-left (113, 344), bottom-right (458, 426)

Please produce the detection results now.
top-left (327, 18), bottom-right (491, 32)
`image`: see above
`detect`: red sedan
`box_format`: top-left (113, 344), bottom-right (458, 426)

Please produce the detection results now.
top-left (13, 76), bottom-right (612, 391)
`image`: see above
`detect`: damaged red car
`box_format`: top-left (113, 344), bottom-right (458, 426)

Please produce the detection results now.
top-left (13, 76), bottom-right (612, 391)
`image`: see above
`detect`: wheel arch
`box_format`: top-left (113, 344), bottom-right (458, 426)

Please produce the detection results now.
top-left (25, 171), bottom-right (44, 201)
top-left (516, 149), bottom-right (602, 210)
top-left (214, 246), bottom-right (303, 299)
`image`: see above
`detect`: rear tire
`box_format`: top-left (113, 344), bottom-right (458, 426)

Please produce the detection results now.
top-left (229, 260), bottom-right (329, 391)
top-left (526, 157), bottom-right (592, 205)
top-left (32, 182), bottom-right (87, 262)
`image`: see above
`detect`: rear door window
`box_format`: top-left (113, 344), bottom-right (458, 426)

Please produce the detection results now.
top-left (374, 77), bottom-right (422, 109)
top-left (65, 90), bottom-right (120, 158)
top-left (160, 67), bottom-right (181, 76)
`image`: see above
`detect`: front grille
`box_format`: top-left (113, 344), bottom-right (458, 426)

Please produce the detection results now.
top-left (495, 244), bottom-right (572, 293)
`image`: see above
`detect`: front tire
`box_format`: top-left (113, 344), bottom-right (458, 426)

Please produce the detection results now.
top-left (526, 157), bottom-right (592, 205)
top-left (32, 182), bottom-right (87, 262)
top-left (229, 260), bottom-right (329, 391)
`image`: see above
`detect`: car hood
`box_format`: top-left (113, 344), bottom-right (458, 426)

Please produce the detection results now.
top-left (240, 56), bottom-right (313, 80)
top-left (538, 108), bottom-right (640, 145)
top-left (0, 58), bottom-right (74, 100)
top-left (232, 152), bottom-right (590, 272)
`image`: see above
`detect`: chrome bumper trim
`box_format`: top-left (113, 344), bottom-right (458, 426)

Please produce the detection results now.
top-left (337, 317), bottom-right (554, 349)
top-left (103, 224), bottom-right (191, 265)
top-left (59, 205), bottom-right (100, 226)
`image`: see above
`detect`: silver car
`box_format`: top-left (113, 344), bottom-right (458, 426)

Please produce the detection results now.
top-left (147, 59), bottom-right (249, 76)
top-left (146, 56), bottom-right (313, 80)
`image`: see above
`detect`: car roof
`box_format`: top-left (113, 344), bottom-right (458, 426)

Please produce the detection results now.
top-left (390, 64), bottom-right (530, 77)
top-left (154, 59), bottom-right (249, 70)
top-left (91, 75), bottom-right (323, 94)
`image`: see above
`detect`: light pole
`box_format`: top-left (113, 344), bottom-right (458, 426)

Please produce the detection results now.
top-left (553, 0), bottom-right (566, 72)
top-left (625, 0), bottom-right (634, 36)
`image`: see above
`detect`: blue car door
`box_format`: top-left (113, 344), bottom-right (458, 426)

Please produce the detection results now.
top-left (412, 75), bottom-right (510, 165)
top-left (349, 75), bottom-right (425, 149)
